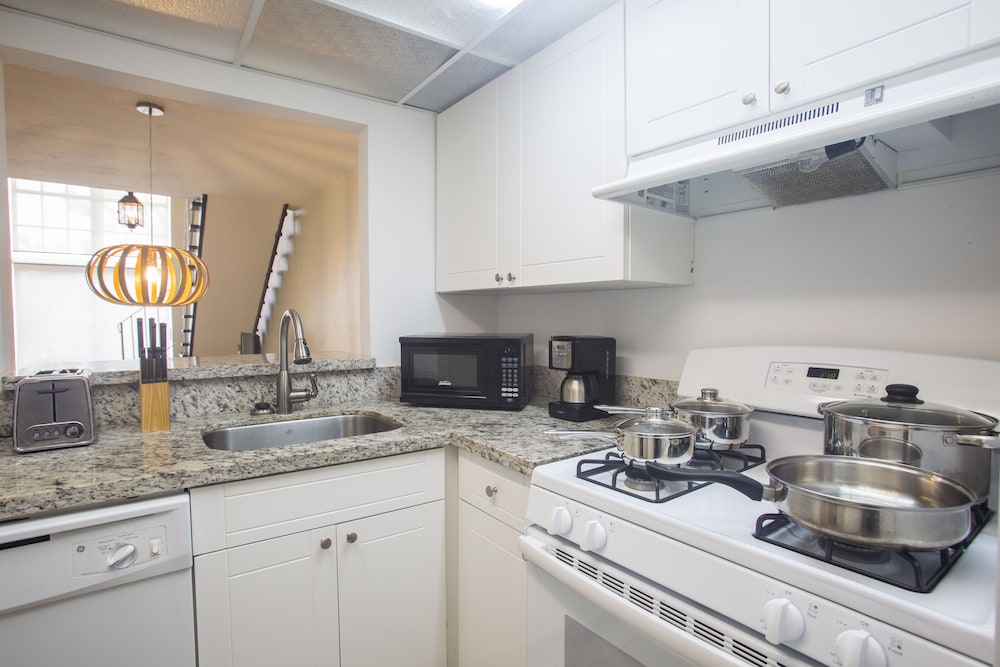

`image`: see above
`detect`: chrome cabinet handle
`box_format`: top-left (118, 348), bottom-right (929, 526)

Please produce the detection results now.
top-left (346, 532), bottom-right (358, 544)
top-left (741, 92), bottom-right (757, 106)
top-left (485, 485), bottom-right (498, 498)
top-left (494, 273), bottom-right (502, 283)
top-left (320, 537), bottom-right (332, 550)
top-left (773, 79), bottom-right (791, 94)
top-left (506, 273), bottom-right (516, 283)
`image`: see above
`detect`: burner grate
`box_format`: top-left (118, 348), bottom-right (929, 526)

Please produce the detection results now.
top-left (576, 445), bottom-right (765, 503)
top-left (753, 505), bottom-right (993, 593)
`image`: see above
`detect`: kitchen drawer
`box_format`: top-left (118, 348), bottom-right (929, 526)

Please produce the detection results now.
top-left (458, 449), bottom-right (529, 531)
top-left (191, 449), bottom-right (445, 554)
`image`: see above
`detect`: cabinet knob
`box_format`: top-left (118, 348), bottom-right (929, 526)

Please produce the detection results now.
top-left (741, 92), bottom-right (757, 106)
top-left (346, 532), bottom-right (358, 544)
top-left (494, 273), bottom-right (502, 283)
top-left (320, 537), bottom-right (332, 550)
top-left (773, 79), bottom-right (791, 95)
top-left (506, 273), bottom-right (516, 283)
top-left (485, 485), bottom-right (498, 498)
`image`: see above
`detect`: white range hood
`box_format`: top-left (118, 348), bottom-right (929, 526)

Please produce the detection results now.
top-left (595, 48), bottom-right (1000, 220)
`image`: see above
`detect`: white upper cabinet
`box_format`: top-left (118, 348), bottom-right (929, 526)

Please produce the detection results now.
top-left (625, 0), bottom-right (770, 156)
top-left (437, 2), bottom-right (694, 293)
top-left (626, 0), bottom-right (1000, 157)
top-left (769, 0), bottom-right (981, 112)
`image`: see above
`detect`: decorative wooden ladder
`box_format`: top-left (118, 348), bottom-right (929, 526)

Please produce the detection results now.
top-left (241, 204), bottom-right (296, 354)
top-left (180, 195), bottom-right (208, 357)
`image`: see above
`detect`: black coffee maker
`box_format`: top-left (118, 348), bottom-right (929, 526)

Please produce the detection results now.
top-left (548, 335), bottom-right (616, 422)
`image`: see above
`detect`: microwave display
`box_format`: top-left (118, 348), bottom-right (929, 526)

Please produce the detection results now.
top-left (399, 334), bottom-right (533, 410)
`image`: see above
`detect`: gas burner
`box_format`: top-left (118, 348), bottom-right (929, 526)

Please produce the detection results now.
top-left (576, 444), bottom-right (765, 503)
top-left (622, 467), bottom-right (663, 492)
top-left (754, 505), bottom-right (994, 593)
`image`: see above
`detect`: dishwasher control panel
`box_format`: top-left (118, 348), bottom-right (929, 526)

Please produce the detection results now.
top-left (72, 524), bottom-right (168, 576)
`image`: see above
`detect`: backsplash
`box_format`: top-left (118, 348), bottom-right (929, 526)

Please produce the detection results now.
top-left (0, 364), bottom-right (677, 438)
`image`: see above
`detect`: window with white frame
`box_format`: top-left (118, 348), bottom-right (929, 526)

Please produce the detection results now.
top-left (8, 179), bottom-right (173, 367)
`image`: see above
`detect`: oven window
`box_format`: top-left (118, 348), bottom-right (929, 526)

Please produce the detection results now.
top-left (565, 617), bottom-right (644, 667)
top-left (411, 350), bottom-right (480, 390)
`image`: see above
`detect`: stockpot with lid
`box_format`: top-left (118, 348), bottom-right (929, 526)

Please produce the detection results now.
top-left (669, 388), bottom-right (753, 449)
top-left (818, 383), bottom-right (1000, 504)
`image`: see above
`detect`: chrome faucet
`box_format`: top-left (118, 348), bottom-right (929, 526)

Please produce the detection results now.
top-left (276, 309), bottom-right (318, 414)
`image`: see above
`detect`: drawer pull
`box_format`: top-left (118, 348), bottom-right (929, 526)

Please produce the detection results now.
top-left (320, 537), bottom-right (332, 550)
top-left (346, 532), bottom-right (358, 544)
top-left (485, 485), bottom-right (498, 498)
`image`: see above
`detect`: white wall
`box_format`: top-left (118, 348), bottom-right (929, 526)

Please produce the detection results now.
top-left (498, 170), bottom-right (1000, 379)
top-left (0, 9), bottom-right (450, 373)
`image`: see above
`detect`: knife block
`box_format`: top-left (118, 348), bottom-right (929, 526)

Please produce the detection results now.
top-left (140, 382), bottom-right (170, 432)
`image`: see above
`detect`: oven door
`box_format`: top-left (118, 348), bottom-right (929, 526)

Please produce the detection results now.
top-left (519, 530), bottom-right (817, 667)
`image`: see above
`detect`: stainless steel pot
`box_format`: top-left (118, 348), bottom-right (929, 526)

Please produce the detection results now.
top-left (818, 384), bottom-right (1000, 503)
top-left (546, 406), bottom-right (698, 465)
top-left (669, 388), bottom-right (753, 449)
top-left (642, 455), bottom-right (978, 550)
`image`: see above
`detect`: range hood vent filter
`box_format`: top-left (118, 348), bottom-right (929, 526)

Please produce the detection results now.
top-left (738, 138), bottom-right (897, 208)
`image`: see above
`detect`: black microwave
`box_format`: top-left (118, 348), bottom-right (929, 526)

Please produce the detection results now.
top-left (399, 334), bottom-right (533, 410)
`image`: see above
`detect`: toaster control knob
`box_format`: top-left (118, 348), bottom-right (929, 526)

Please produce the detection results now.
top-left (835, 629), bottom-right (887, 667)
top-left (548, 507), bottom-right (573, 536)
top-left (762, 597), bottom-right (804, 645)
top-left (65, 423), bottom-right (82, 438)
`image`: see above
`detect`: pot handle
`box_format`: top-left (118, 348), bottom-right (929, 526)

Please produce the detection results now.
top-left (595, 405), bottom-right (671, 419)
top-left (544, 430), bottom-right (618, 443)
top-left (946, 433), bottom-right (1000, 449)
top-left (644, 461), bottom-right (766, 501)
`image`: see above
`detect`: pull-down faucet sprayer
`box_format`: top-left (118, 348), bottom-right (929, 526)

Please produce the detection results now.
top-left (276, 309), bottom-right (318, 414)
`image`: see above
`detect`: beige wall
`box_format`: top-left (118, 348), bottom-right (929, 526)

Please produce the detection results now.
top-left (267, 170), bottom-right (361, 357)
top-left (196, 194), bottom-right (287, 356)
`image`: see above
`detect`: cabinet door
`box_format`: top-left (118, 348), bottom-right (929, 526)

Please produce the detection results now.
top-left (770, 0), bottom-right (974, 111)
top-left (625, 0), bottom-right (770, 155)
top-left (457, 501), bottom-right (526, 667)
top-left (194, 528), bottom-right (339, 667)
top-left (516, 3), bottom-right (629, 287)
top-left (337, 501), bottom-right (446, 667)
top-left (436, 80), bottom-right (505, 291)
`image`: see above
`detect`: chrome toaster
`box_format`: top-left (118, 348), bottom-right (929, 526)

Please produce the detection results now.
top-left (13, 369), bottom-right (96, 452)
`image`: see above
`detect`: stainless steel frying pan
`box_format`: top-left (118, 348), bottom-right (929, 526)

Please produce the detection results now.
top-left (643, 455), bottom-right (978, 550)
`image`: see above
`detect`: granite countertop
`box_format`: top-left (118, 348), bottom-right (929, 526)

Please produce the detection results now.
top-left (0, 400), bottom-right (617, 522)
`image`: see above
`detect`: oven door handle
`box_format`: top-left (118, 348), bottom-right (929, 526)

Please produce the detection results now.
top-left (517, 535), bottom-right (749, 667)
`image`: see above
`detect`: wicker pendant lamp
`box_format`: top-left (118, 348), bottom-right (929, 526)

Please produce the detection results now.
top-left (85, 102), bottom-right (209, 307)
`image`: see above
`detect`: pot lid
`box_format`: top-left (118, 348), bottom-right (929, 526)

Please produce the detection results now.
top-left (670, 388), bottom-right (754, 417)
top-left (617, 407), bottom-right (698, 437)
top-left (819, 384), bottom-right (998, 429)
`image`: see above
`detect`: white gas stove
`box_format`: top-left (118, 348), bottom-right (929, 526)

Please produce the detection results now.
top-left (520, 347), bottom-right (998, 667)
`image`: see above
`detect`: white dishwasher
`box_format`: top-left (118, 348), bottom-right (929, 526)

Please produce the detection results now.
top-left (0, 493), bottom-right (196, 666)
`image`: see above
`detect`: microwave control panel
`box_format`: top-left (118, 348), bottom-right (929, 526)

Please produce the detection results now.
top-left (765, 362), bottom-right (889, 399)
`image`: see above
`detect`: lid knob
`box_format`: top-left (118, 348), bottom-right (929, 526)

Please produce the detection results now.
top-left (881, 384), bottom-right (924, 405)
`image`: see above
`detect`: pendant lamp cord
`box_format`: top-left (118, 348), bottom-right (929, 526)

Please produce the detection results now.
top-left (147, 105), bottom-right (154, 243)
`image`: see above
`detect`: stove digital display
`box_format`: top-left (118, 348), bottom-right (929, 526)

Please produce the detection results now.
top-left (806, 366), bottom-right (840, 380)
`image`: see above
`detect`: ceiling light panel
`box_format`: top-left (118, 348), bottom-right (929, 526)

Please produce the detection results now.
top-left (0, 0), bottom-right (254, 63)
top-left (246, 0), bottom-right (457, 103)
top-left (313, 0), bottom-right (512, 47)
top-left (475, 0), bottom-right (617, 63)
top-left (404, 54), bottom-right (510, 113)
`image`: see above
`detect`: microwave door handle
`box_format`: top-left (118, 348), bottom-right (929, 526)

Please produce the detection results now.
top-left (517, 535), bottom-right (747, 667)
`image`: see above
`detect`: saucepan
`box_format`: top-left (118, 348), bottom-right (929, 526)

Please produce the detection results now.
top-left (641, 455), bottom-right (978, 550)
top-left (546, 405), bottom-right (698, 466)
top-left (669, 388), bottom-right (753, 449)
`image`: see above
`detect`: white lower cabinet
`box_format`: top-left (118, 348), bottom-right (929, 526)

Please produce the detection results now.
top-left (191, 450), bottom-right (446, 667)
top-left (457, 450), bottom-right (529, 667)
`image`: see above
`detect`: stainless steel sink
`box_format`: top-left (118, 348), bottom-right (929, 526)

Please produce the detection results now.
top-left (203, 413), bottom-right (401, 451)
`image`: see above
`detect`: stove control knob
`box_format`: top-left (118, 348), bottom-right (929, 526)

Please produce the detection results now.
top-left (835, 629), bottom-right (887, 667)
top-left (579, 519), bottom-right (607, 552)
top-left (548, 507), bottom-right (573, 536)
top-left (761, 597), bottom-right (804, 645)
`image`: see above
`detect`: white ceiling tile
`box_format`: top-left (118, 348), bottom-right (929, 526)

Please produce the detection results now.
top-left (1, 0), bottom-right (254, 62)
top-left (315, 0), bottom-right (511, 46)
top-left (405, 54), bottom-right (510, 112)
